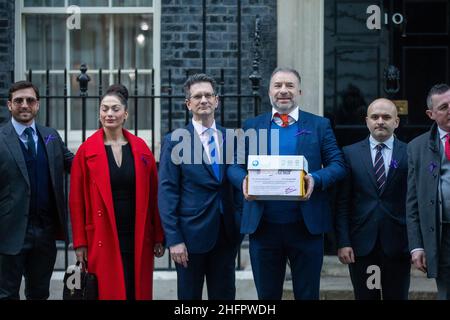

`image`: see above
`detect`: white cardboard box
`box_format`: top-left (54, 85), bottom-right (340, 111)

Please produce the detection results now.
top-left (247, 155), bottom-right (309, 201)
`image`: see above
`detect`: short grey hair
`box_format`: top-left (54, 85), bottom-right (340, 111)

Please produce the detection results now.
top-left (270, 67), bottom-right (301, 86)
top-left (426, 83), bottom-right (450, 109)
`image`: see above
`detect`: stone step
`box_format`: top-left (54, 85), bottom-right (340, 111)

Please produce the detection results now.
top-left (282, 276), bottom-right (438, 300)
top-left (21, 271), bottom-right (258, 300)
top-left (55, 247), bottom-right (435, 300)
top-left (320, 255), bottom-right (428, 278)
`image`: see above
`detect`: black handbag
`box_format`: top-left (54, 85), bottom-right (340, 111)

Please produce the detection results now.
top-left (63, 261), bottom-right (98, 300)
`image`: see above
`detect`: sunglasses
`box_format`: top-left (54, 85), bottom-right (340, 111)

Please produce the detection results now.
top-left (12, 97), bottom-right (38, 106)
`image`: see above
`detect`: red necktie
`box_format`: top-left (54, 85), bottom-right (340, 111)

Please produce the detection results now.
top-left (275, 113), bottom-right (290, 127)
top-left (446, 134), bottom-right (450, 161)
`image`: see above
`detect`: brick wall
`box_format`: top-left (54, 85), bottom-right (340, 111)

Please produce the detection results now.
top-left (0, 1), bottom-right (277, 130)
top-left (160, 0), bottom-right (277, 134)
top-left (0, 0), bottom-right (14, 124)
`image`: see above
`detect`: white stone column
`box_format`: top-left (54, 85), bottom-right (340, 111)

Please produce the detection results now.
top-left (277, 0), bottom-right (324, 116)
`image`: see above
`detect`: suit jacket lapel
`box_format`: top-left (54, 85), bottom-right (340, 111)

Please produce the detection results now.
top-left (218, 125), bottom-right (226, 182)
top-left (188, 123), bottom-right (218, 182)
top-left (37, 125), bottom-right (56, 184)
top-left (361, 138), bottom-right (378, 191)
top-left (256, 113), bottom-right (272, 155)
top-left (3, 121), bottom-right (30, 187)
top-left (382, 138), bottom-right (405, 195)
top-left (296, 110), bottom-right (309, 155)
top-left (426, 128), bottom-right (442, 192)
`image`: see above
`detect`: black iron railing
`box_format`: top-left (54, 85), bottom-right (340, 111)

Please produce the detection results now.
top-left (0, 13), bottom-right (263, 271)
top-left (0, 63), bottom-right (261, 271)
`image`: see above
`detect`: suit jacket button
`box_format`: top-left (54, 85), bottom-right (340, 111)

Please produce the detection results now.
top-left (98, 241), bottom-right (103, 247)
top-left (430, 227), bottom-right (434, 232)
top-left (97, 210), bottom-right (102, 217)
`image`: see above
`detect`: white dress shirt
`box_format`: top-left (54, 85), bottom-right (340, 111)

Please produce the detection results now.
top-left (438, 126), bottom-right (449, 150)
top-left (369, 135), bottom-right (394, 176)
top-left (11, 117), bottom-right (38, 153)
top-left (192, 119), bottom-right (221, 163)
top-left (271, 106), bottom-right (299, 126)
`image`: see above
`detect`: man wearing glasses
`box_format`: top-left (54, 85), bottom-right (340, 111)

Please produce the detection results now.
top-left (0, 81), bottom-right (73, 299)
top-left (158, 73), bottom-right (242, 299)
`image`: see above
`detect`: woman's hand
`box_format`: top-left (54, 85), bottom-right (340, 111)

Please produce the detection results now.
top-left (75, 246), bottom-right (88, 263)
top-left (153, 243), bottom-right (165, 258)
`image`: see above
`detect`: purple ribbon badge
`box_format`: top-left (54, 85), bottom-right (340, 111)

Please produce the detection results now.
top-left (389, 159), bottom-right (399, 169)
top-left (44, 134), bottom-right (56, 146)
top-left (295, 129), bottom-right (312, 137)
top-left (141, 155), bottom-right (149, 166)
top-left (429, 161), bottom-right (437, 174)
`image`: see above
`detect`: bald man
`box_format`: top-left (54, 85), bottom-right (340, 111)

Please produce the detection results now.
top-left (335, 98), bottom-right (411, 300)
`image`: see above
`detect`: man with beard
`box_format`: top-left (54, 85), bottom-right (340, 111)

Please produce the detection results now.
top-left (227, 67), bottom-right (346, 299)
top-left (0, 81), bottom-right (73, 299)
top-left (335, 98), bottom-right (410, 300)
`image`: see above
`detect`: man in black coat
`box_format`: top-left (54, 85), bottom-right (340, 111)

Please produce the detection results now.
top-left (335, 98), bottom-right (410, 300)
top-left (407, 83), bottom-right (450, 300)
top-left (0, 81), bottom-right (73, 299)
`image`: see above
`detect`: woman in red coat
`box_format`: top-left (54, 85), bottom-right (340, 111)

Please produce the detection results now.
top-left (69, 84), bottom-right (164, 300)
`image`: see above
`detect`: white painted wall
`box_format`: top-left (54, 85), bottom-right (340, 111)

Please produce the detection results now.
top-left (277, 0), bottom-right (324, 116)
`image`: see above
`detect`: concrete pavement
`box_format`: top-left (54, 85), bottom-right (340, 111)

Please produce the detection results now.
top-left (19, 248), bottom-right (438, 300)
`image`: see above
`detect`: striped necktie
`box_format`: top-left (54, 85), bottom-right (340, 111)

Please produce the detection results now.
top-left (374, 143), bottom-right (386, 191)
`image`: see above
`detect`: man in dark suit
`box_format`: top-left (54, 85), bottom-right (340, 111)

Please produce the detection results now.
top-left (227, 67), bottom-right (346, 300)
top-left (335, 98), bottom-right (410, 300)
top-left (158, 73), bottom-right (242, 300)
top-left (407, 83), bottom-right (450, 300)
top-left (0, 81), bottom-right (73, 299)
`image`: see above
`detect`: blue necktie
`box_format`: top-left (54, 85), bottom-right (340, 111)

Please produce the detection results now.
top-left (374, 143), bottom-right (386, 191)
top-left (207, 128), bottom-right (220, 180)
top-left (24, 127), bottom-right (36, 158)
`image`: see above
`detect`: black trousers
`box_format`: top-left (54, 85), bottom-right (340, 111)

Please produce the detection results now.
top-left (437, 224), bottom-right (450, 300)
top-left (249, 219), bottom-right (323, 300)
top-left (0, 222), bottom-right (57, 300)
top-left (175, 217), bottom-right (239, 300)
top-left (349, 238), bottom-right (410, 300)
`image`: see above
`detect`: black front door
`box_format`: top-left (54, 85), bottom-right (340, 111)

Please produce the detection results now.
top-left (392, 0), bottom-right (450, 141)
top-left (323, 0), bottom-right (450, 255)
top-left (324, 0), bottom-right (450, 146)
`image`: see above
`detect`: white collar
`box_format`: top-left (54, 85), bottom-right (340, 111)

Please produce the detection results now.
top-left (437, 126), bottom-right (449, 140)
top-left (11, 117), bottom-right (36, 136)
top-left (191, 119), bottom-right (217, 136)
top-left (369, 134), bottom-right (394, 150)
top-left (271, 106), bottom-right (299, 122)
